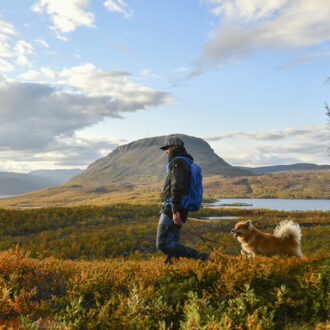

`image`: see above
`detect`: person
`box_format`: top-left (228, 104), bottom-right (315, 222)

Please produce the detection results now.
top-left (156, 135), bottom-right (209, 265)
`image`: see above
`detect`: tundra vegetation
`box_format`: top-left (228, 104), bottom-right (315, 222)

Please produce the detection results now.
top-left (0, 204), bottom-right (329, 329)
top-left (0, 169), bottom-right (329, 208)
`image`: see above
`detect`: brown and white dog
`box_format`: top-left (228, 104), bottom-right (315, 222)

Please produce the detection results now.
top-left (231, 220), bottom-right (303, 257)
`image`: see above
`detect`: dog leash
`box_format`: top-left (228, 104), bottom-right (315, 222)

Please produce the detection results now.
top-left (187, 218), bottom-right (228, 260)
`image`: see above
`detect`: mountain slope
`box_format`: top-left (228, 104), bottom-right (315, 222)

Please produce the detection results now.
top-left (239, 163), bottom-right (330, 174)
top-left (0, 169), bottom-right (83, 195)
top-left (67, 134), bottom-right (252, 185)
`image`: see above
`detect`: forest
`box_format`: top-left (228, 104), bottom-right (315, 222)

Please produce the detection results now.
top-left (0, 204), bottom-right (329, 329)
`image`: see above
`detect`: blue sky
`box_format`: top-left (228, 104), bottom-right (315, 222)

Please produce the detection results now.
top-left (0, 0), bottom-right (329, 172)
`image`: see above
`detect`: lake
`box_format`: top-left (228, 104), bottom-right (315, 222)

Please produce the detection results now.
top-left (208, 198), bottom-right (329, 212)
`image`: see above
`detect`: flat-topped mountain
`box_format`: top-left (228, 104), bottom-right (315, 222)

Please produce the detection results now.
top-left (67, 134), bottom-right (252, 185)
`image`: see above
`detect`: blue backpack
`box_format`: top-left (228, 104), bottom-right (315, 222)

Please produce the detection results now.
top-left (165, 156), bottom-right (203, 211)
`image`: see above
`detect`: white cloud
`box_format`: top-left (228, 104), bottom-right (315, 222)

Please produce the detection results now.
top-left (104, 0), bottom-right (133, 18)
top-left (0, 19), bottom-right (35, 68)
top-left (0, 19), bottom-right (16, 36)
top-left (0, 135), bottom-right (124, 171)
top-left (206, 0), bottom-right (290, 22)
top-left (32, 0), bottom-right (95, 39)
top-left (219, 142), bottom-right (328, 167)
top-left (34, 39), bottom-right (50, 48)
top-left (194, 0), bottom-right (330, 75)
top-left (19, 70), bottom-right (41, 80)
top-left (14, 40), bottom-right (34, 66)
top-left (278, 50), bottom-right (330, 69)
top-left (204, 125), bottom-right (329, 166)
top-left (0, 59), bottom-right (14, 72)
top-left (0, 35), bottom-right (14, 58)
top-left (58, 63), bottom-right (173, 106)
top-left (41, 66), bottom-right (58, 79)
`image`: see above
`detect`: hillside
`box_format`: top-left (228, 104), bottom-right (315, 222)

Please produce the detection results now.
top-left (67, 134), bottom-right (252, 185)
top-left (240, 163), bottom-right (330, 174)
top-left (0, 169), bottom-right (328, 208)
top-left (0, 172), bottom-right (57, 195)
top-left (0, 169), bottom-right (82, 195)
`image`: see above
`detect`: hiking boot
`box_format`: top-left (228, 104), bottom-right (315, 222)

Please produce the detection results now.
top-left (197, 252), bottom-right (209, 261)
top-left (165, 255), bottom-right (173, 265)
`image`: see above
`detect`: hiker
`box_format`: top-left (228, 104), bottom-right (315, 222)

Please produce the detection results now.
top-left (156, 135), bottom-right (209, 265)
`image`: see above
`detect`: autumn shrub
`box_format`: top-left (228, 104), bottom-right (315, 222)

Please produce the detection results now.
top-left (0, 248), bottom-right (328, 329)
top-left (0, 205), bottom-right (328, 328)
top-left (0, 205), bottom-right (328, 260)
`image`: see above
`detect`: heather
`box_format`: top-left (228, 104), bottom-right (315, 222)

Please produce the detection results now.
top-left (0, 205), bottom-right (328, 329)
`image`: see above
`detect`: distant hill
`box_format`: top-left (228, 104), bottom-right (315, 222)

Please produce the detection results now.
top-left (67, 134), bottom-right (252, 185)
top-left (29, 169), bottom-right (83, 183)
top-left (0, 169), bottom-right (82, 195)
top-left (239, 163), bottom-right (330, 174)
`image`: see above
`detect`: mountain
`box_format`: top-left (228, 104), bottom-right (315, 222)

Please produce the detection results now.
top-left (239, 163), bottom-right (330, 174)
top-left (0, 169), bottom-right (83, 195)
top-left (29, 169), bottom-right (83, 183)
top-left (67, 134), bottom-right (252, 185)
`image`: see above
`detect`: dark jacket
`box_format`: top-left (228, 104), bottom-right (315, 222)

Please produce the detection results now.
top-left (161, 146), bottom-right (192, 221)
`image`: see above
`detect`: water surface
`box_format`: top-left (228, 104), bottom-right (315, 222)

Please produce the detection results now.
top-left (208, 198), bottom-right (329, 212)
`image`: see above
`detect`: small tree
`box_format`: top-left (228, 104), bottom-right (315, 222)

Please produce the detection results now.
top-left (326, 103), bottom-right (330, 119)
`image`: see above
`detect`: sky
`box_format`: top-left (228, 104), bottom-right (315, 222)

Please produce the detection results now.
top-left (0, 0), bottom-right (329, 172)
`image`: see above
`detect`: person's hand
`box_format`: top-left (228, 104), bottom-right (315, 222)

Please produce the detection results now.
top-left (173, 212), bottom-right (183, 225)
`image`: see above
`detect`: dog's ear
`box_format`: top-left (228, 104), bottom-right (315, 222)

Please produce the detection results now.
top-left (247, 220), bottom-right (252, 228)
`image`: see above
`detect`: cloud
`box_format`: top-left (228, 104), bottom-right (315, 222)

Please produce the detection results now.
top-left (205, 0), bottom-right (290, 22)
top-left (41, 67), bottom-right (58, 79)
top-left (0, 59), bottom-right (14, 72)
top-left (31, 0), bottom-right (95, 39)
top-left (0, 19), bottom-right (17, 58)
top-left (0, 19), bottom-right (17, 36)
top-left (0, 65), bottom-right (173, 152)
top-left (104, 0), bottom-right (133, 18)
top-left (204, 125), bottom-right (329, 166)
top-left (57, 63), bottom-right (172, 106)
top-left (34, 39), bottom-right (50, 48)
top-left (19, 70), bottom-right (42, 80)
top-left (14, 40), bottom-right (34, 66)
top-left (0, 136), bottom-right (126, 171)
top-left (220, 142), bottom-right (328, 167)
top-left (194, 0), bottom-right (330, 75)
top-left (278, 50), bottom-right (330, 70)
top-left (0, 19), bottom-right (36, 70)
top-left (0, 34), bottom-right (15, 58)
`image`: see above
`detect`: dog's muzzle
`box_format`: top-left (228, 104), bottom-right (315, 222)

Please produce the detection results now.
top-left (231, 229), bottom-right (241, 238)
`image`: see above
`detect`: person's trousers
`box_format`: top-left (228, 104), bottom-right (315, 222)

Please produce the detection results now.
top-left (156, 214), bottom-right (200, 259)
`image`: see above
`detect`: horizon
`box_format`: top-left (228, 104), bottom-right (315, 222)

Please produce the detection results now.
top-left (1, 1), bottom-right (329, 172)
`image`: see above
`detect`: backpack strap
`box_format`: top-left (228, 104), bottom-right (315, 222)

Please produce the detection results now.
top-left (166, 156), bottom-right (192, 177)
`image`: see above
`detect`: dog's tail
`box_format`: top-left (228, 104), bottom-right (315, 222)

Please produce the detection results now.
top-left (274, 220), bottom-right (302, 240)
top-left (274, 220), bottom-right (303, 257)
